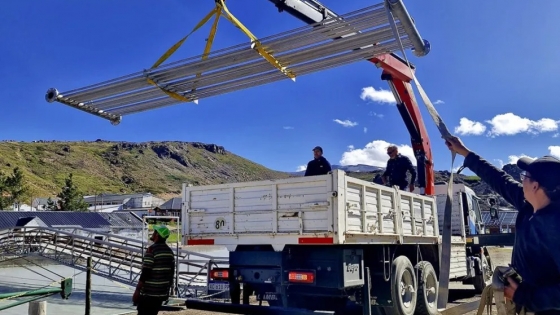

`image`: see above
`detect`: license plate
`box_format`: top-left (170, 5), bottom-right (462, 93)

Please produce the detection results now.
top-left (208, 282), bottom-right (229, 291)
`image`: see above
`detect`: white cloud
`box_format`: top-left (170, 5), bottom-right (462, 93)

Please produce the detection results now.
top-left (333, 119), bottom-right (358, 128)
top-left (369, 111), bottom-right (384, 118)
top-left (434, 100), bottom-right (445, 105)
top-left (454, 117), bottom-right (487, 136)
top-left (283, 126), bottom-right (294, 130)
top-left (549, 146), bottom-right (560, 159)
top-left (363, 127), bottom-right (368, 134)
top-left (553, 133), bottom-right (559, 138)
top-left (360, 87), bottom-right (395, 104)
top-left (494, 159), bottom-right (505, 168)
top-left (507, 154), bottom-right (537, 165)
top-left (339, 140), bottom-right (415, 167)
top-left (296, 165), bottom-right (307, 172)
top-left (486, 113), bottom-right (559, 137)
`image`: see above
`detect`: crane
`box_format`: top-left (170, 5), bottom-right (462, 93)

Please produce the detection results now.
top-left (268, 0), bottom-right (435, 195)
top-left (44, 2), bottom-right (457, 311)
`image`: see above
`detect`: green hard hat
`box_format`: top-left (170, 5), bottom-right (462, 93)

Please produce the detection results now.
top-left (153, 225), bottom-right (170, 239)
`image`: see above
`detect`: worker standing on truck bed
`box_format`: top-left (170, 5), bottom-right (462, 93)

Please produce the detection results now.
top-left (382, 145), bottom-right (416, 191)
top-left (133, 225), bottom-right (176, 315)
top-left (446, 136), bottom-right (560, 315)
top-left (304, 146), bottom-right (332, 176)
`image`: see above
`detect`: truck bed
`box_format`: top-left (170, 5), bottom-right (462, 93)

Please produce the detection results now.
top-left (182, 170), bottom-right (440, 251)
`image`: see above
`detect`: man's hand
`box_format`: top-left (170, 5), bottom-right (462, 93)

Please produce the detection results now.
top-left (444, 136), bottom-right (471, 157)
top-left (132, 289), bottom-right (140, 305)
top-left (409, 184), bottom-right (415, 192)
top-left (504, 277), bottom-right (519, 300)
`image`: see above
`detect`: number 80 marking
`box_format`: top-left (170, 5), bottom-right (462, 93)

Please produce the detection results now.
top-left (215, 218), bottom-right (225, 230)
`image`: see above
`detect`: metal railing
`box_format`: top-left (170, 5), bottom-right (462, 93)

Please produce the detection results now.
top-left (0, 226), bottom-right (229, 298)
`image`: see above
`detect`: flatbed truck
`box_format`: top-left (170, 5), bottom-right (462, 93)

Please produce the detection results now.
top-left (181, 170), bottom-right (494, 315)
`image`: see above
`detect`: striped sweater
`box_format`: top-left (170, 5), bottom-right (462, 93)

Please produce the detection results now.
top-left (139, 241), bottom-right (176, 298)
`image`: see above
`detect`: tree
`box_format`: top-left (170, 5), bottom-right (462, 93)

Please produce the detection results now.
top-left (46, 197), bottom-right (60, 211)
top-left (55, 173), bottom-right (89, 211)
top-left (0, 167), bottom-right (28, 210)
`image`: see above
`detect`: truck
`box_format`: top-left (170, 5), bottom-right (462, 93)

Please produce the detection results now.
top-left (181, 170), bottom-right (493, 315)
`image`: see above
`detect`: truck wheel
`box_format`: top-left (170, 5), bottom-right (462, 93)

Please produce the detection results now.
top-left (473, 255), bottom-right (491, 294)
top-left (414, 261), bottom-right (438, 315)
top-left (387, 256), bottom-right (417, 315)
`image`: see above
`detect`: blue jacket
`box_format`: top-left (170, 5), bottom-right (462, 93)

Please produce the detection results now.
top-left (304, 156), bottom-right (332, 176)
top-left (464, 152), bottom-right (560, 313)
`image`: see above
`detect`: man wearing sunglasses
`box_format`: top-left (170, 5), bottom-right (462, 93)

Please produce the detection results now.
top-left (446, 135), bottom-right (560, 315)
top-left (381, 145), bottom-right (417, 192)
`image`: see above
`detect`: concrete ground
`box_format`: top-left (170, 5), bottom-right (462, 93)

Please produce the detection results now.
top-left (153, 246), bottom-right (513, 315)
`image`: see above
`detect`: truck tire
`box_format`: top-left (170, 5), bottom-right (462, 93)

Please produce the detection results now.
top-left (387, 256), bottom-right (417, 315)
top-left (414, 261), bottom-right (438, 315)
top-left (473, 255), bottom-right (491, 294)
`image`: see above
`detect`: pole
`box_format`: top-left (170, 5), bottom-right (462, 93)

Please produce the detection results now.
top-left (85, 256), bottom-right (92, 315)
top-left (28, 301), bottom-right (47, 315)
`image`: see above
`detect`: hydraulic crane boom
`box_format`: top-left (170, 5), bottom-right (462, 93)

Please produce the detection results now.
top-left (268, 0), bottom-right (435, 195)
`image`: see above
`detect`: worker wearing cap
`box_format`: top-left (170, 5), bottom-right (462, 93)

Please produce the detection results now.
top-left (133, 225), bottom-right (176, 315)
top-left (446, 136), bottom-right (560, 314)
top-left (304, 146), bottom-right (332, 176)
top-left (382, 145), bottom-right (417, 192)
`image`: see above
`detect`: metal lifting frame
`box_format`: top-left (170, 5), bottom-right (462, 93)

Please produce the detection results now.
top-left (271, 0), bottom-right (434, 195)
top-left (44, 0), bottom-right (430, 127)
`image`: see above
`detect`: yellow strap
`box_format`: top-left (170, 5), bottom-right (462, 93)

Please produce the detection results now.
top-left (150, 7), bottom-right (218, 69)
top-left (191, 7), bottom-right (222, 94)
top-left (146, 7), bottom-right (218, 102)
top-left (148, 0), bottom-right (296, 103)
top-left (217, 0), bottom-right (296, 81)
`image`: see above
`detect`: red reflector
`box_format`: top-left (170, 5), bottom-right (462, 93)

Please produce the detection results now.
top-left (187, 239), bottom-right (215, 245)
top-left (211, 269), bottom-right (229, 279)
top-left (288, 271), bottom-right (315, 283)
top-left (298, 237), bottom-right (333, 244)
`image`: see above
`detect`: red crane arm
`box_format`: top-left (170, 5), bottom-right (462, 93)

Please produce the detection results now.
top-left (369, 54), bottom-right (435, 195)
top-left (268, 0), bottom-right (435, 195)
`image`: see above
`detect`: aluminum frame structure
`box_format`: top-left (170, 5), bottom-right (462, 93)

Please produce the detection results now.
top-left (45, 0), bottom-right (430, 125)
top-left (0, 226), bottom-right (229, 299)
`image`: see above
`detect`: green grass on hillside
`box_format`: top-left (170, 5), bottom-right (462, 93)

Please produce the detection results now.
top-left (0, 141), bottom-right (290, 201)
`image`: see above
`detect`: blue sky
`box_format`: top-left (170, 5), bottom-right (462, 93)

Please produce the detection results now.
top-left (1, 0), bottom-right (559, 174)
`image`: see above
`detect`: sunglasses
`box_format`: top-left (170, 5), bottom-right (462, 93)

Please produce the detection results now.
top-left (387, 150), bottom-right (395, 155)
top-left (520, 171), bottom-right (531, 181)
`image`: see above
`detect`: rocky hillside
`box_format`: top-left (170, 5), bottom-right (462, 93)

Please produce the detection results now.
top-left (0, 140), bottom-right (521, 209)
top-left (0, 140), bottom-right (290, 200)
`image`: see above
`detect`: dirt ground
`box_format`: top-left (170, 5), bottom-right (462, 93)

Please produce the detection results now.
top-left (154, 246), bottom-right (513, 315)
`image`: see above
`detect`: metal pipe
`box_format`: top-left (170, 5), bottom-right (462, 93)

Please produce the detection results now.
top-left (385, 0), bottom-right (430, 57)
top-left (100, 22), bottom-right (400, 111)
top-left (112, 38), bottom-right (411, 116)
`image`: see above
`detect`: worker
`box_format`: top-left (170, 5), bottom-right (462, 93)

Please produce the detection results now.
top-left (133, 225), bottom-right (176, 315)
top-left (445, 135), bottom-right (560, 314)
top-left (304, 146), bottom-right (332, 176)
top-left (382, 145), bottom-right (417, 192)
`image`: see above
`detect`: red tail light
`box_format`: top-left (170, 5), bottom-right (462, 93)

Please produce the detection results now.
top-left (288, 271), bottom-right (315, 284)
top-left (210, 268), bottom-right (229, 280)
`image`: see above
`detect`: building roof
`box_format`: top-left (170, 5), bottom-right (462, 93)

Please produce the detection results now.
top-left (99, 212), bottom-right (143, 228)
top-left (83, 193), bottom-right (153, 204)
top-left (0, 211), bottom-right (112, 230)
top-left (158, 197), bottom-right (182, 210)
top-left (481, 210), bottom-right (518, 228)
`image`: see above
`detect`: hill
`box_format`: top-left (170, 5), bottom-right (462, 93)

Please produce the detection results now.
top-left (0, 140), bottom-right (290, 201)
top-left (0, 140), bottom-right (521, 210)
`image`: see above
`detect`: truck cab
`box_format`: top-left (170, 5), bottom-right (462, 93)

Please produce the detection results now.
top-left (433, 183), bottom-right (485, 236)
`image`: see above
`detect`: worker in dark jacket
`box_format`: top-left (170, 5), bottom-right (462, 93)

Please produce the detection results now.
top-left (304, 146), bottom-right (332, 176)
top-left (133, 225), bottom-right (176, 315)
top-left (446, 136), bottom-right (560, 314)
top-left (382, 145), bottom-right (416, 191)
